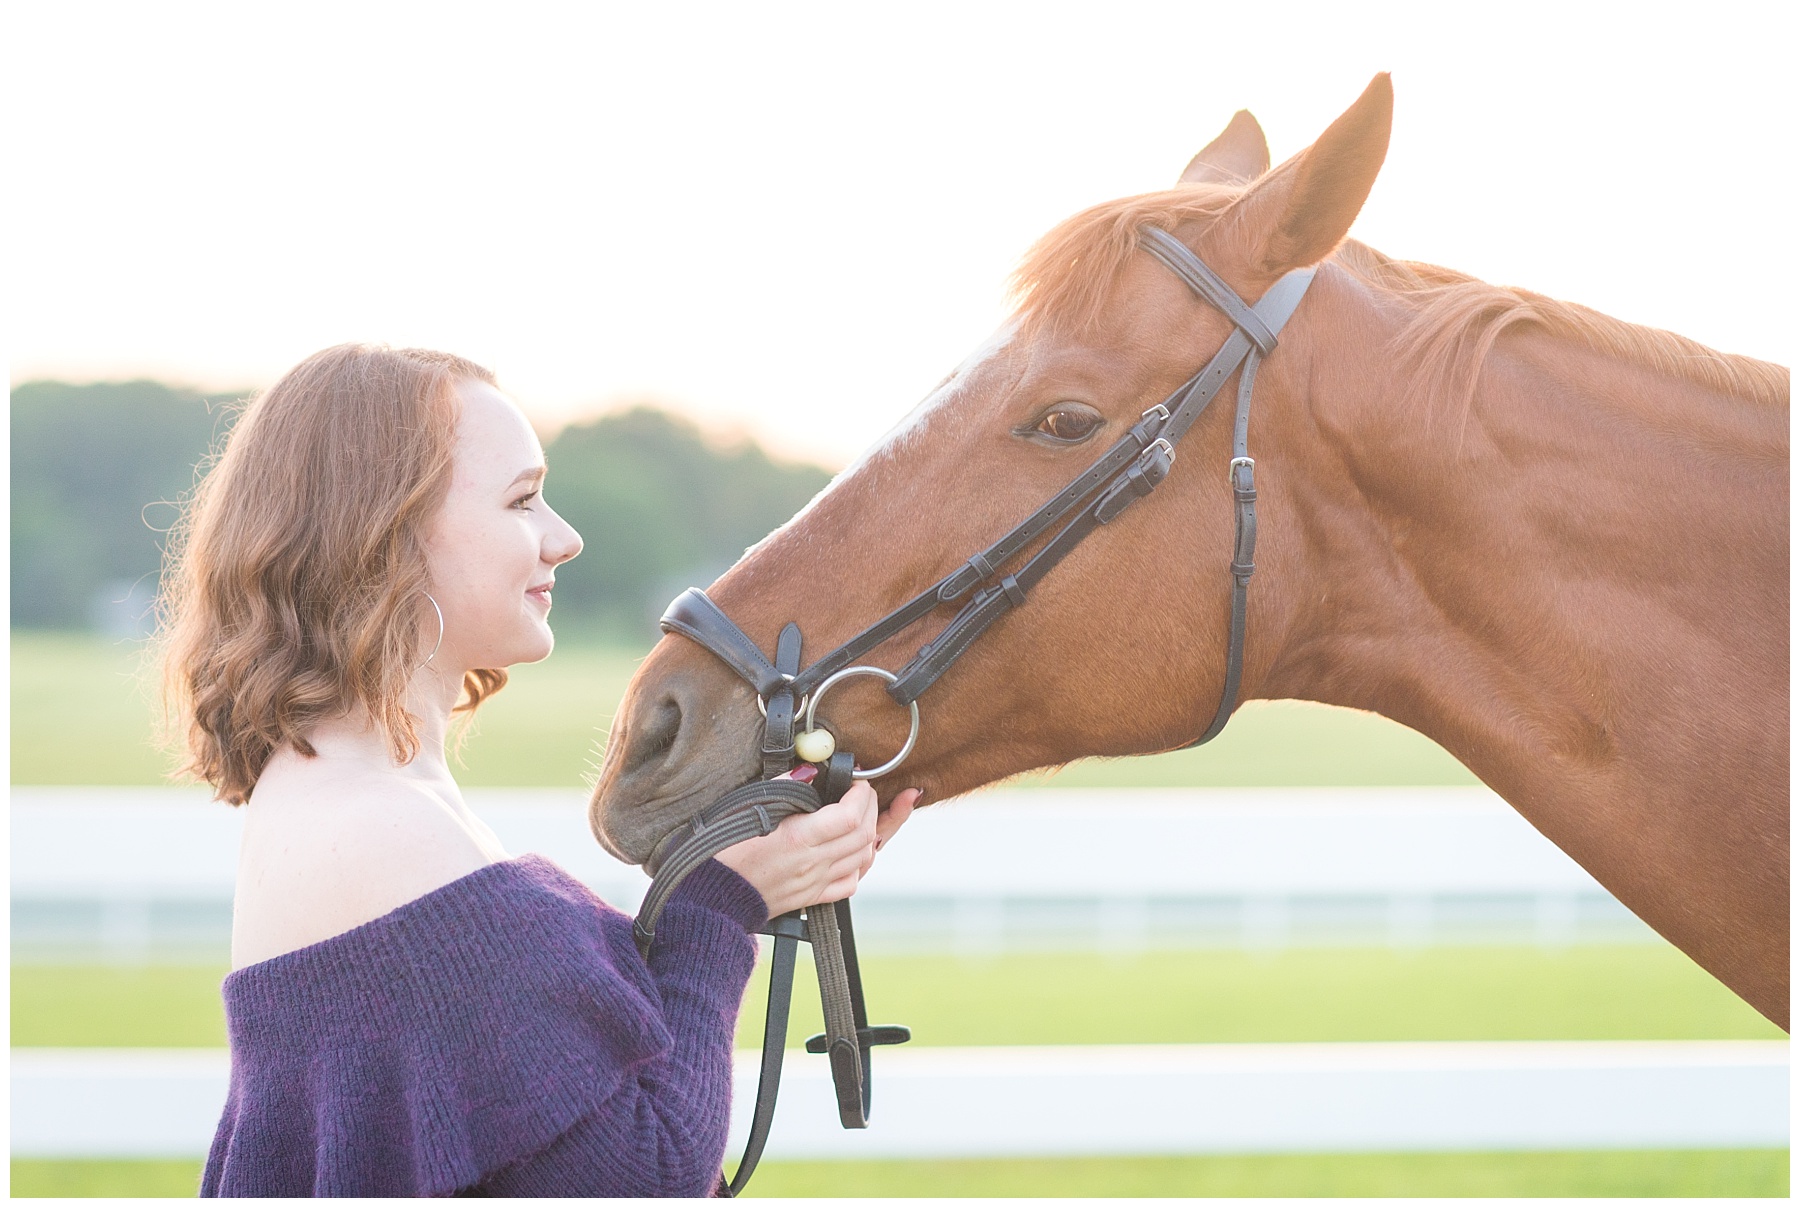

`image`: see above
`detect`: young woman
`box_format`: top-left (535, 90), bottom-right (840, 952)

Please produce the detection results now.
top-left (159, 344), bottom-right (917, 1196)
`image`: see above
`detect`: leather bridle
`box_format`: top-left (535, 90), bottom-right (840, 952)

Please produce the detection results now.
top-left (630, 227), bottom-right (1316, 1194)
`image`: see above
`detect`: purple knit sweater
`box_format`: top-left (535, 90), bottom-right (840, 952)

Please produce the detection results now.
top-left (201, 853), bottom-right (768, 1198)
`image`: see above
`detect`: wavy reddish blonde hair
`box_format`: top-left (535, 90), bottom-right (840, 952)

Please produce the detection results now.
top-left (158, 344), bottom-right (508, 804)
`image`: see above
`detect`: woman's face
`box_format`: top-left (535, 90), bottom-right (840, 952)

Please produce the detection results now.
top-left (421, 380), bottom-right (582, 672)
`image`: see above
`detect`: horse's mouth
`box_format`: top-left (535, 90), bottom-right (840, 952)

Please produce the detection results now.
top-left (590, 752), bottom-right (761, 867)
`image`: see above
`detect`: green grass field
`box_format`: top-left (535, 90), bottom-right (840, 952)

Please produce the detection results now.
top-left (10, 1149), bottom-right (1789, 1198)
top-left (13, 945), bottom-right (1780, 1051)
top-left (13, 629), bottom-right (1477, 787)
top-left (740, 1150), bottom-right (1791, 1197)
top-left (737, 945), bottom-right (1784, 1050)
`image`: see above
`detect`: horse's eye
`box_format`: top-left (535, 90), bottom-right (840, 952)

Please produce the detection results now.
top-left (1035, 408), bottom-right (1101, 443)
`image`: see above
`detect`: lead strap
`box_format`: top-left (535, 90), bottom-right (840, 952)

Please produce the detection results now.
top-left (723, 916), bottom-right (801, 1196)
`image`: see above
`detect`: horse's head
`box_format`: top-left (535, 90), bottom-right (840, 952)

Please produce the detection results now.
top-left (592, 76), bottom-right (1393, 863)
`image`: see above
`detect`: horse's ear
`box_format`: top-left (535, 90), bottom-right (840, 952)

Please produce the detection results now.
top-left (1178, 110), bottom-right (1270, 185)
top-left (1214, 73), bottom-right (1393, 277)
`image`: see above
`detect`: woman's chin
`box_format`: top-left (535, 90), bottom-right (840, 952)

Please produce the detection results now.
top-left (459, 614), bottom-right (561, 670)
top-left (515, 621), bottom-right (556, 664)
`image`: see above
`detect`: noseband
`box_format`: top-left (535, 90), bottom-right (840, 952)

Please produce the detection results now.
top-left (631, 228), bottom-right (1315, 1194)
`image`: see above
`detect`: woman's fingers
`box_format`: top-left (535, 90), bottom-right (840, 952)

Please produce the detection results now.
top-left (875, 788), bottom-right (921, 850)
top-left (852, 788), bottom-right (920, 875)
top-left (788, 787), bottom-right (877, 849)
top-left (722, 781), bottom-right (919, 915)
top-left (815, 875), bottom-right (861, 904)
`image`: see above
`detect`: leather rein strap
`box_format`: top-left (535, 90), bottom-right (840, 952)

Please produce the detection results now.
top-left (632, 639), bottom-right (908, 1197)
top-left (632, 227), bottom-right (1314, 1196)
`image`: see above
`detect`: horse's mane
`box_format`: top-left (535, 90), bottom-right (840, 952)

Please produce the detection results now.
top-left (1010, 187), bottom-right (1243, 337)
top-left (1333, 241), bottom-right (1788, 411)
top-left (1010, 188), bottom-right (1788, 411)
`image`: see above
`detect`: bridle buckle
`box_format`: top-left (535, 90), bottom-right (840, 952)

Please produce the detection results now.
top-left (754, 672), bottom-right (803, 718)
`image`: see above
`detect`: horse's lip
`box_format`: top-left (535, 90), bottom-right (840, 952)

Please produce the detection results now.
top-left (605, 778), bottom-right (731, 867)
top-left (639, 767), bottom-right (808, 875)
top-left (642, 779), bottom-right (752, 875)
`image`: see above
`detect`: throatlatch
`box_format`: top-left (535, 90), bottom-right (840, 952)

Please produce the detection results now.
top-left (633, 226), bottom-right (1316, 1195)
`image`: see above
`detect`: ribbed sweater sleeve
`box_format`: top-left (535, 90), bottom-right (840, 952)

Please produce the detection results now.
top-left (475, 859), bottom-right (767, 1198)
top-left (200, 854), bottom-right (768, 1199)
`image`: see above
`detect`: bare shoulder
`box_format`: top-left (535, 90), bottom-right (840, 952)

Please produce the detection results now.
top-left (231, 756), bottom-right (507, 969)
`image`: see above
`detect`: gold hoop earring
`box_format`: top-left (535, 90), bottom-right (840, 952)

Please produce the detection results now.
top-left (419, 591), bottom-right (445, 669)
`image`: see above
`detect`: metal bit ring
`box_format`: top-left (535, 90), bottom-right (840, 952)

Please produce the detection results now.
top-left (802, 666), bottom-right (921, 780)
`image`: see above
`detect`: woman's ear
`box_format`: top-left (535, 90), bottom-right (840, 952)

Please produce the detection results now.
top-left (1210, 73), bottom-right (1393, 280)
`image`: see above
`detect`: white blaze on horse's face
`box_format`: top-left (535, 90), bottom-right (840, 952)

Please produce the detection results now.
top-left (735, 321), bottom-right (1021, 562)
top-left (842, 320), bottom-right (1020, 479)
top-left (758, 321), bottom-right (1022, 549)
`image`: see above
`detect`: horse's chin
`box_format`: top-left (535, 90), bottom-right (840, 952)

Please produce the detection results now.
top-left (590, 755), bottom-right (760, 867)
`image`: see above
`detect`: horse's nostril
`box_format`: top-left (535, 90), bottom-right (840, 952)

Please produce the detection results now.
top-left (624, 695), bottom-right (682, 778)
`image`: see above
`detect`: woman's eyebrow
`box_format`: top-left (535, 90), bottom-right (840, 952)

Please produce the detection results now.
top-left (508, 466), bottom-right (547, 488)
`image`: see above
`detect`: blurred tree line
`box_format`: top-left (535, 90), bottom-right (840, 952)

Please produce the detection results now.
top-left (10, 380), bottom-right (832, 640)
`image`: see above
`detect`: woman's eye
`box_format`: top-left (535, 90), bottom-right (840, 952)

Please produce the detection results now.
top-left (1035, 409), bottom-right (1101, 443)
top-left (512, 491), bottom-right (539, 510)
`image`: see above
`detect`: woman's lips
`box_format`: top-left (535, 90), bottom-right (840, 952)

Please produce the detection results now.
top-left (527, 583), bottom-right (553, 608)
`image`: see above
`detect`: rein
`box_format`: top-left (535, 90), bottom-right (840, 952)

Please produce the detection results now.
top-left (630, 227), bottom-right (1315, 1194)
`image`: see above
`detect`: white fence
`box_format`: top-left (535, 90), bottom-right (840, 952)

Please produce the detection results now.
top-left (10, 785), bottom-right (1785, 1161)
top-left (13, 1041), bottom-right (1788, 1158)
top-left (11, 785), bottom-right (1652, 960)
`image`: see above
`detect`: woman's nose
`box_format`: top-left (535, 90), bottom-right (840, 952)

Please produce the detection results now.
top-left (544, 506), bottom-right (583, 565)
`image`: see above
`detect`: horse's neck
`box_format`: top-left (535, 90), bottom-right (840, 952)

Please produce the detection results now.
top-left (1258, 295), bottom-right (1787, 1017)
top-left (1269, 313), bottom-right (1786, 774)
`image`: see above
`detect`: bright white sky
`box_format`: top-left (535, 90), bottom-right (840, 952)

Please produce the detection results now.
top-left (9, 1), bottom-right (1791, 468)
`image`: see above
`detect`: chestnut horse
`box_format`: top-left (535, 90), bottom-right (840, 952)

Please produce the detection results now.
top-left (591, 76), bottom-right (1790, 1028)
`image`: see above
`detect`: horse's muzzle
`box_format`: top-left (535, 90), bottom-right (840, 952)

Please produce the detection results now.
top-left (587, 652), bottom-right (765, 866)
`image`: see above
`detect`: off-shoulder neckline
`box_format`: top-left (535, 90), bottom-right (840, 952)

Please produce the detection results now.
top-left (224, 853), bottom-right (572, 982)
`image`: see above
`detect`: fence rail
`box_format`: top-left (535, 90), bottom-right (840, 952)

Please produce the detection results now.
top-left (13, 1041), bottom-right (1787, 1159)
top-left (12, 785), bottom-right (1654, 960)
top-left (12, 786), bottom-right (1775, 1164)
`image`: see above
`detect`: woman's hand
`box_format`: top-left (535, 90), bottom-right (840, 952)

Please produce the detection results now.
top-left (716, 781), bottom-right (920, 918)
